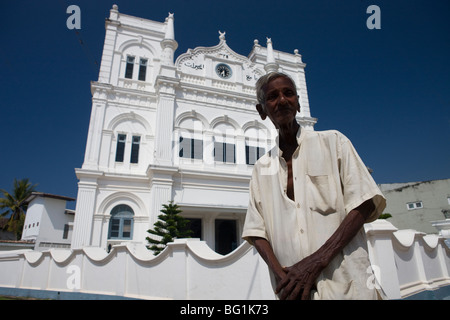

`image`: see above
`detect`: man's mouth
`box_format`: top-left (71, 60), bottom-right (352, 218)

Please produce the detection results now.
top-left (277, 106), bottom-right (293, 113)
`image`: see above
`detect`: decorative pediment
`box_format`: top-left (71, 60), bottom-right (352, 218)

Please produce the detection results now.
top-left (175, 32), bottom-right (263, 86)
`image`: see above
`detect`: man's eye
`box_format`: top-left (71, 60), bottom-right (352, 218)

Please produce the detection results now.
top-left (284, 90), bottom-right (295, 96)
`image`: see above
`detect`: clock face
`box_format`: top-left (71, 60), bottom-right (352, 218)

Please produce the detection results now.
top-left (215, 63), bottom-right (232, 79)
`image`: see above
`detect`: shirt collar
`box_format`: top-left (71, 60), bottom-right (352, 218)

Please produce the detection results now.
top-left (274, 125), bottom-right (302, 158)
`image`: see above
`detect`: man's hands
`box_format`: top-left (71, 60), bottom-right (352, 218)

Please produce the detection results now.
top-left (250, 197), bottom-right (375, 300)
top-left (252, 236), bottom-right (326, 300)
top-left (274, 199), bottom-right (375, 300)
top-left (275, 253), bottom-right (326, 300)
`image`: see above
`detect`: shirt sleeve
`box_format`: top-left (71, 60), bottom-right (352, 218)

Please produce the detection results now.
top-left (242, 167), bottom-right (268, 245)
top-left (338, 135), bottom-right (386, 222)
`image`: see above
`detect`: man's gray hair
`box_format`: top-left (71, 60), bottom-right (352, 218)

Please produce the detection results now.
top-left (255, 72), bottom-right (298, 110)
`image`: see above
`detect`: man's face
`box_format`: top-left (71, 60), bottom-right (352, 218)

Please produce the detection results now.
top-left (258, 76), bottom-right (300, 128)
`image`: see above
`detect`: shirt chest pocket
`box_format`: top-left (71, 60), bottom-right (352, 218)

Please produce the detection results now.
top-left (306, 174), bottom-right (337, 215)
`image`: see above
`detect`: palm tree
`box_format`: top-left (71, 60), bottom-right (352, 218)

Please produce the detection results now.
top-left (0, 178), bottom-right (38, 240)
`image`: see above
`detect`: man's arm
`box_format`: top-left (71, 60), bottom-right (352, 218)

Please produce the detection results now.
top-left (276, 199), bottom-right (375, 300)
top-left (250, 237), bottom-right (286, 286)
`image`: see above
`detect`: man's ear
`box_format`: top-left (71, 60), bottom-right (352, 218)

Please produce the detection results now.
top-left (256, 104), bottom-right (267, 120)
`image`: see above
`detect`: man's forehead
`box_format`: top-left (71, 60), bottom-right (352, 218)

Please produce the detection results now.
top-left (265, 76), bottom-right (296, 91)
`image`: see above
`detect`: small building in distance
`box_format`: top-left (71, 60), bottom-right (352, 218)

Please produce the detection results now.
top-left (379, 178), bottom-right (450, 234)
top-left (21, 192), bottom-right (75, 251)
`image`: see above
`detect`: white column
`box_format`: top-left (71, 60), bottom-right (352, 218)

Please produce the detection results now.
top-left (97, 5), bottom-right (120, 83)
top-left (99, 129), bottom-right (113, 169)
top-left (235, 135), bottom-right (246, 165)
top-left (154, 76), bottom-right (179, 166)
top-left (72, 170), bottom-right (101, 249)
top-left (82, 100), bottom-right (106, 170)
top-left (203, 130), bottom-right (214, 166)
top-left (90, 214), bottom-right (105, 247)
top-left (203, 213), bottom-right (219, 251)
top-left (148, 167), bottom-right (177, 228)
top-left (154, 93), bottom-right (175, 165)
top-left (72, 187), bottom-right (96, 248)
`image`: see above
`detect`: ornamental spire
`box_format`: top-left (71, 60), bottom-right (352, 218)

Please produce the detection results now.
top-left (161, 12), bottom-right (178, 66)
top-left (264, 37), bottom-right (279, 73)
top-left (164, 12), bottom-right (175, 40)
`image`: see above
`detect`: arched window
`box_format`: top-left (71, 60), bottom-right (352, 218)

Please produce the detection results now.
top-left (111, 118), bottom-right (147, 166)
top-left (213, 122), bottom-right (236, 163)
top-left (244, 127), bottom-right (267, 165)
top-left (178, 118), bottom-right (204, 160)
top-left (108, 205), bottom-right (134, 240)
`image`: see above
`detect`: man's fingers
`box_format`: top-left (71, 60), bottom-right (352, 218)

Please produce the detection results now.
top-left (288, 283), bottom-right (303, 300)
top-left (280, 280), bottom-right (295, 300)
top-left (301, 283), bottom-right (312, 300)
top-left (275, 273), bottom-right (290, 294)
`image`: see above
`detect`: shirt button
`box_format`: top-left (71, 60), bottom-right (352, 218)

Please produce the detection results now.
top-left (296, 203), bottom-right (300, 208)
top-left (300, 228), bottom-right (304, 234)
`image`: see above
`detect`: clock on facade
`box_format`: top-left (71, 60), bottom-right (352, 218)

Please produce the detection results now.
top-left (215, 63), bottom-right (232, 79)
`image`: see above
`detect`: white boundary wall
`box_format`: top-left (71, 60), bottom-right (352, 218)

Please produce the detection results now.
top-left (0, 220), bottom-right (449, 300)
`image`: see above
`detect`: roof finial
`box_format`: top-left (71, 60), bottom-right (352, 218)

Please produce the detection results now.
top-left (266, 37), bottom-right (275, 63)
top-left (109, 4), bottom-right (119, 20)
top-left (219, 31), bottom-right (226, 42)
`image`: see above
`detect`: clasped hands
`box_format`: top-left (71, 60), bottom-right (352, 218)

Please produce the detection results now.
top-left (275, 253), bottom-right (326, 300)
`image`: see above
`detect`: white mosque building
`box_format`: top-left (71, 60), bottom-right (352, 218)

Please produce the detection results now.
top-left (71, 5), bottom-right (316, 253)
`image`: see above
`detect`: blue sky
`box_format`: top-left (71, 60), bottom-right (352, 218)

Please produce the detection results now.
top-left (1, 0), bottom-right (449, 204)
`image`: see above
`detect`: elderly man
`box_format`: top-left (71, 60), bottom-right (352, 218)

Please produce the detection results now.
top-left (242, 72), bottom-right (386, 300)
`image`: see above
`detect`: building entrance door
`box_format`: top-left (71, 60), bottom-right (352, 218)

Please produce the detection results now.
top-left (215, 219), bottom-right (237, 255)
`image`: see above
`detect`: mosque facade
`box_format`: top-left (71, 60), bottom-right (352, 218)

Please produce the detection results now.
top-left (72, 5), bottom-right (316, 253)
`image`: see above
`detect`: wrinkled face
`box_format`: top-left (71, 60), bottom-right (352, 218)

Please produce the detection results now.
top-left (260, 76), bottom-right (300, 128)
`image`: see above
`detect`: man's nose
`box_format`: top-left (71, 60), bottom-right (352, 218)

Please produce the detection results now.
top-left (278, 94), bottom-right (288, 105)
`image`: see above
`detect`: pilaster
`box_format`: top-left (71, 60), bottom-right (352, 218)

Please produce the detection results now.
top-left (154, 72), bottom-right (179, 166)
top-left (82, 85), bottom-right (108, 170)
top-left (72, 169), bottom-right (102, 249)
top-left (98, 5), bottom-right (120, 84)
top-left (147, 165), bottom-right (178, 227)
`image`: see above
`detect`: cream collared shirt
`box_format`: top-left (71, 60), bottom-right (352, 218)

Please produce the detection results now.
top-left (242, 129), bottom-right (386, 299)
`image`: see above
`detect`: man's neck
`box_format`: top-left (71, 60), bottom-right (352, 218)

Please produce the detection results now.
top-left (278, 121), bottom-right (300, 158)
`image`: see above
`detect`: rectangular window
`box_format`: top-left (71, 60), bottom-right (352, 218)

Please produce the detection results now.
top-left (246, 145), bottom-right (265, 165)
top-left (179, 136), bottom-right (191, 158)
top-left (192, 139), bottom-right (203, 159)
top-left (215, 219), bottom-right (237, 255)
top-left (130, 136), bottom-right (141, 164)
top-left (186, 218), bottom-right (202, 240)
top-left (407, 201), bottom-right (423, 210)
top-left (138, 58), bottom-right (147, 81)
top-left (63, 224), bottom-right (69, 239)
top-left (110, 218), bottom-right (120, 238)
top-left (122, 219), bottom-right (132, 238)
top-left (115, 134), bottom-right (126, 162)
top-left (214, 142), bottom-right (235, 163)
top-left (125, 56), bottom-right (135, 79)
top-left (179, 136), bottom-right (203, 159)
